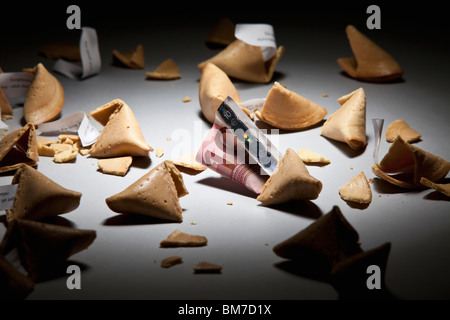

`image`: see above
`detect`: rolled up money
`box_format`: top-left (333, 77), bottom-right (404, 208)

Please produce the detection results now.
top-left (196, 123), bottom-right (268, 194)
top-left (196, 97), bottom-right (281, 194)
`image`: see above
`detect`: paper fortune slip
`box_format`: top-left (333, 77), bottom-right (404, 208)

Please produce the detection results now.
top-left (196, 96), bottom-right (282, 194)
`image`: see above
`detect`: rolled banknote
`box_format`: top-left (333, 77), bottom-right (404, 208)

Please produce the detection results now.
top-left (196, 123), bottom-right (268, 194)
top-left (196, 97), bottom-right (281, 194)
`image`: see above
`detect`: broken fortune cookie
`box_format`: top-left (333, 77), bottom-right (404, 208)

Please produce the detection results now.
top-left (106, 160), bottom-right (188, 222)
top-left (255, 82), bottom-right (328, 131)
top-left (112, 44), bottom-right (145, 69)
top-left (198, 39), bottom-right (285, 84)
top-left (338, 25), bottom-right (403, 82)
top-left (0, 123), bottom-right (39, 174)
top-left (320, 88), bottom-right (367, 150)
top-left (372, 136), bottom-right (450, 189)
top-left (257, 148), bottom-right (322, 206)
top-left (385, 119), bottom-right (421, 143)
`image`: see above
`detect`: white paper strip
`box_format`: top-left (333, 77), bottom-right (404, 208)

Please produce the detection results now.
top-left (0, 184), bottom-right (18, 211)
top-left (53, 27), bottom-right (101, 80)
top-left (238, 98), bottom-right (266, 113)
top-left (372, 118), bottom-right (384, 165)
top-left (0, 72), bottom-right (33, 99)
top-left (234, 24), bottom-right (277, 61)
top-left (37, 111), bottom-right (100, 147)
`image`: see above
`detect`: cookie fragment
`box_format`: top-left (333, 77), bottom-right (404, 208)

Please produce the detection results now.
top-left (112, 44), bottom-right (145, 69)
top-left (297, 148), bottom-right (330, 165)
top-left (98, 156), bottom-right (133, 176)
top-left (145, 59), bottom-right (181, 80)
top-left (385, 119), bottom-right (421, 143)
top-left (193, 261), bottom-right (222, 274)
top-left (171, 152), bottom-right (207, 172)
top-left (339, 172), bottom-right (372, 204)
top-left (160, 229), bottom-right (207, 248)
top-left (160, 256), bottom-right (183, 268)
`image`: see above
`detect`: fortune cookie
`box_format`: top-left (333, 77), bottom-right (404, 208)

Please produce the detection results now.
top-left (160, 229), bottom-right (208, 248)
top-left (0, 219), bottom-right (96, 282)
top-left (385, 119), bottom-right (421, 143)
top-left (0, 123), bottom-right (39, 174)
top-left (23, 63), bottom-right (65, 125)
top-left (338, 25), bottom-right (403, 82)
top-left (255, 82), bottom-right (328, 130)
top-left (5, 164), bottom-right (82, 223)
top-left (198, 39), bottom-right (285, 83)
top-left (372, 136), bottom-right (450, 189)
top-left (273, 206), bottom-right (362, 276)
top-left (113, 44), bottom-right (145, 69)
top-left (0, 254), bottom-right (35, 299)
top-left (106, 160), bottom-right (188, 222)
top-left (339, 171), bottom-right (372, 204)
top-left (256, 148), bottom-right (322, 206)
top-left (0, 68), bottom-right (13, 115)
top-left (145, 59), bottom-right (181, 80)
top-left (198, 63), bottom-right (242, 123)
top-left (320, 88), bottom-right (367, 150)
top-left (89, 99), bottom-right (153, 158)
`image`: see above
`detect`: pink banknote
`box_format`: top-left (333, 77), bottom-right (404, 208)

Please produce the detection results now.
top-left (196, 123), bottom-right (268, 195)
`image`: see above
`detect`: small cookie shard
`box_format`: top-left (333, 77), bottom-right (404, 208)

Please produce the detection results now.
top-left (339, 172), bottom-right (372, 204)
top-left (0, 219), bottom-right (96, 282)
top-left (23, 63), bottom-right (65, 125)
top-left (98, 156), bottom-right (133, 176)
top-left (297, 148), bottom-right (330, 165)
top-left (171, 152), bottom-right (207, 172)
top-left (160, 229), bottom-right (207, 248)
top-left (38, 43), bottom-right (81, 61)
top-left (0, 123), bottom-right (39, 174)
top-left (330, 242), bottom-right (394, 300)
top-left (386, 119), bottom-right (421, 143)
top-left (193, 261), bottom-right (222, 274)
top-left (198, 39), bottom-right (285, 84)
top-left (106, 161), bottom-right (188, 222)
top-left (145, 59), bottom-right (181, 80)
top-left (320, 88), bottom-right (367, 150)
top-left (198, 63), bottom-right (242, 123)
top-left (372, 136), bottom-right (450, 189)
top-left (256, 148), bottom-right (322, 206)
top-left (205, 17), bottom-right (236, 48)
top-left (255, 82), bottom-right (328, 131)
top-left (0, 254), bottom-right (35, 300)
top-left (420, 177), bottom-right (450, 198)
top-left (161, 256), bottom-right (183, 268)
top-left (273, 206), bottom-right (362, 276)
top-left (89, 99), bottom-right (152, 158)
top-left (112, 44), bottom-right (145, 69)
top-left (338, 25), bottom-right (403, 82)
top-left (6, 164), bottom-right (82, 223)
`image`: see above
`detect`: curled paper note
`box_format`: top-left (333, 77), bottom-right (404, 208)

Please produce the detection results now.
top-left (372, 118), bottom-right (384, 164)
top-left (37, 112), bottom-right (100, 147)
top-left (234, 24), bottom-right (277, 61)
top-left (53, 27), bottom-right (101, 80)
